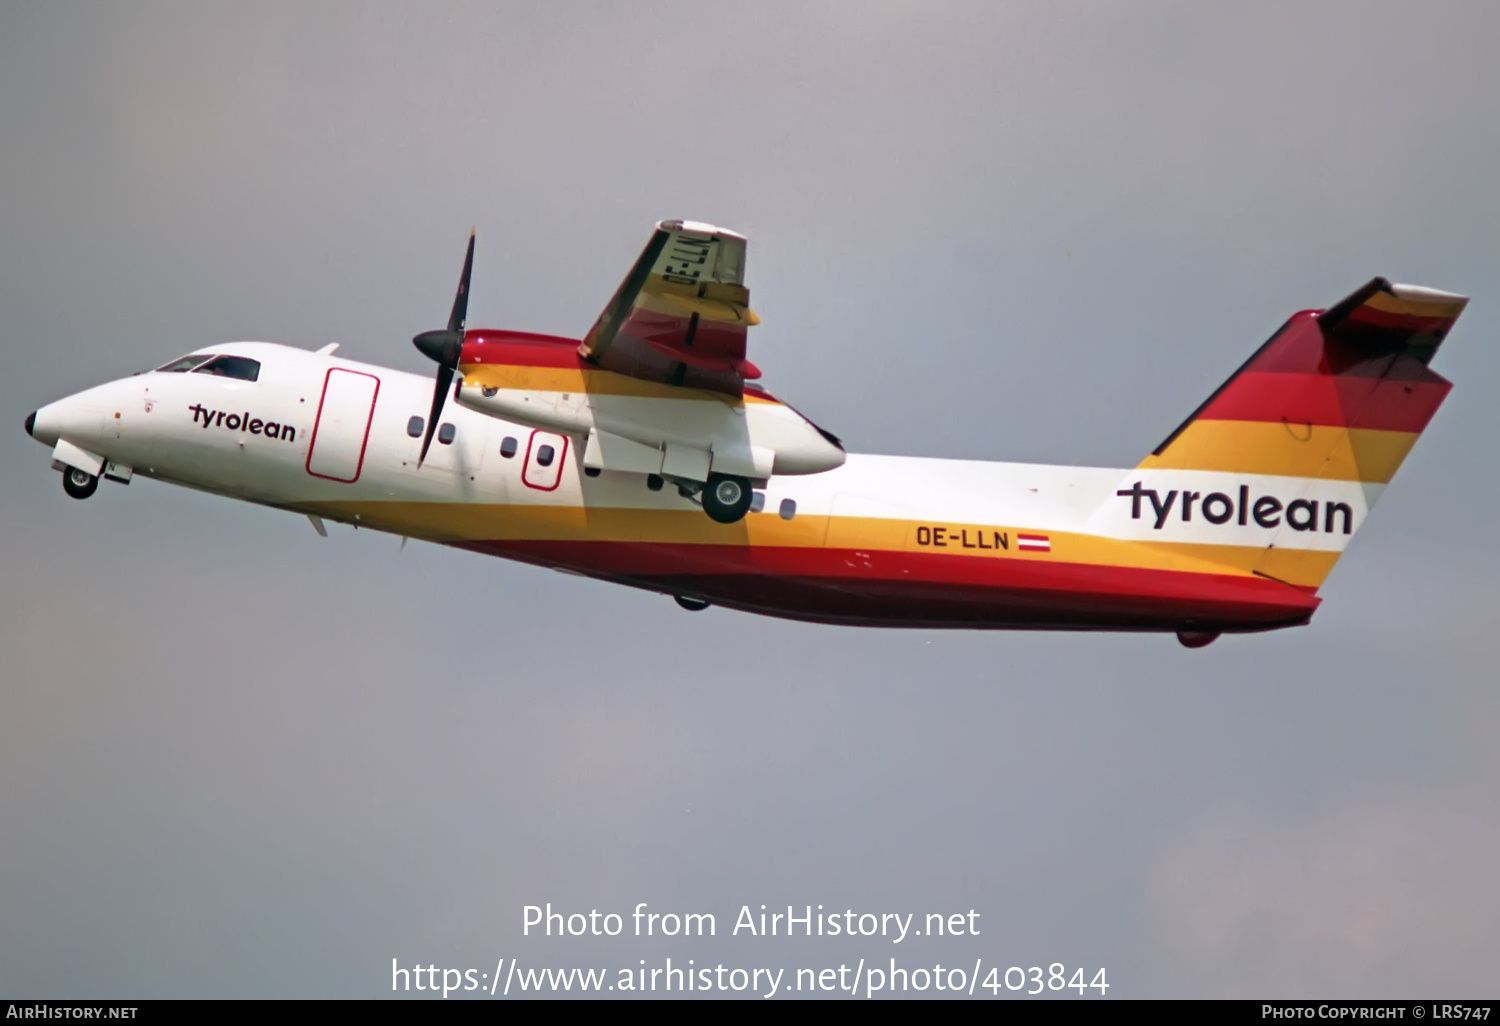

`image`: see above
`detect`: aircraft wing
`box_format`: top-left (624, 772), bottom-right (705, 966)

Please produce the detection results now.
top-left (578, 220), bottom-right (761, 396)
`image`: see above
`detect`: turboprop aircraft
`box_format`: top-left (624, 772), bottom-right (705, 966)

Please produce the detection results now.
top-left (25, 221), bottom-right (1468, 646)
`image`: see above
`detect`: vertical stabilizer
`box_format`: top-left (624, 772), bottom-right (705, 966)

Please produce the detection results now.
top-left (1091, 279), bottom-right (1465, 590)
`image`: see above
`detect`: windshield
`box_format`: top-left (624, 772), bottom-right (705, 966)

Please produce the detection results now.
top-left (191, 355), bottom-right (261, 382)
top-left (155, 353), bottom-right (214, 373)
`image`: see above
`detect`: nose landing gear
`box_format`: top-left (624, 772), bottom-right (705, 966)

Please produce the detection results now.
top-left (62, 466), bottom-right (99, 500)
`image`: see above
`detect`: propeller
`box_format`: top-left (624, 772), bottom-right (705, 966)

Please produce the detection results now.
top-left (412, 229), bottom-right (476, 465)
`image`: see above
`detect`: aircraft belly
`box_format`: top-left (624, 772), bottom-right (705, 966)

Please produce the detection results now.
top-left (301, 447), bottom-right (1312, 631)
top-left (456, 535), bottom-right (1316, 631)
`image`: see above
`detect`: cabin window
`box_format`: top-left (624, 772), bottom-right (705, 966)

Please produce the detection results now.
top-left (536, 444), bottom-right (555, 467)
top-left (407, 416), bottom-right (424, 438)
top-left (750, 491), bottom-right (766, 514)
top-left (192, 355), bottom-right (261, 381)
top-left (438, 423), bottom-right (456, 445)
top-left (155, 354), bottom-right (214, 373)
top-left (500, 436), bottom-right (518, 458)
top-left (779, 498), bottom-right (797, 520)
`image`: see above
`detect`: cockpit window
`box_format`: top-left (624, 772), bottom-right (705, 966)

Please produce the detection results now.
top-left (192, 355), bottom-right (261, 382)
top-left (155, 354), bottom-right (214, 373)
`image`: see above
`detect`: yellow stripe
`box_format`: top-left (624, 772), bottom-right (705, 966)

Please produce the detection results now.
top-left (1365, 291), bottom-right (1465, 319)
top-left (1146, 541), bottom-right (1338, 589)
top-left (461, 364), bottom-right (779, 403)
top-left (828, 516), bottom-right (1277, 579)
top-left (305, 503), bottom-right (1330, 588)
top-left (1140, 420), bottom-right (1418, 483)
top-left (307, 502), bottom-right (827, 546)
top-left (1254, 546), bottom-right (1341, 589)
top-left (462, 364), bottom-right (669, 397)
top-left (639, 288), bottom-right (754, 326)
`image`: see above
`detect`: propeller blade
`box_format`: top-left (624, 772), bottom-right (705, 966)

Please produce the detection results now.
top-left (413, 230), bottom-right (477, 468)
top-left (448, 229), bottom-right (476, 334)
top-left (418, 362), bottom-right (454, 466)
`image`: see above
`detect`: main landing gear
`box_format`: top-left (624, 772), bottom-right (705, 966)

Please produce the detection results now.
top-left (668, 472), bottom-right (755, 524)
top-left (62, 466), bottom-right (99, 500)
top-left (700, 473), bottom-right (753, 524)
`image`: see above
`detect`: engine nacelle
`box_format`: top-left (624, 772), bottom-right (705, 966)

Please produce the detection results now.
top-left (454, 383), bottom-right (844, 484)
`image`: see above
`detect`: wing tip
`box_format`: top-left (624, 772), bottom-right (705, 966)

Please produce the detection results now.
top-left (1389, 281), bottom-right (1469, 307)
top-left (657, 219), bottom-right (747, 242)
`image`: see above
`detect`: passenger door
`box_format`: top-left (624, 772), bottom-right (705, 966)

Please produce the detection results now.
top-left (306, 368), bottom-right (379, 483)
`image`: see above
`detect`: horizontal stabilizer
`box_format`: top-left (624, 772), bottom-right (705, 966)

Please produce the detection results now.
top-left (1317, 278), bottom-right (1467, 363)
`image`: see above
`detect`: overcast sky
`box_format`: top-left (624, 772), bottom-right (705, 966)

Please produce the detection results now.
top-left (2, 0), bottom-right (1498, 998)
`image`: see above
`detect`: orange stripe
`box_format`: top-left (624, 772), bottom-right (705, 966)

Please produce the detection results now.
top-left (305, 502), bottom-right (1337, 589)
top-left (1364, 290), bottom-right (1466, 319)
top-left (461, 364), bottom-right (779, 403)
top-left (1139, 420), bottom-right (1418, 483)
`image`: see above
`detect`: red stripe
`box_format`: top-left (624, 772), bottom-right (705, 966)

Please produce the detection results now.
top-left (1175, 312), bottom-right (1455, 433)
top-left (1341, 305), bottom-right (1456, 333)
top-left (624, 308), bottom-right (747, 370)
top-left (634, 573), bottom-right (1312, 631)
top-left (1198, 370), bottom-right (1449, 432)
top-left (453, 539), bottom-right (1320, 631)
top-left (1244, 313), bottom-right (1327, 374)
top-left (462, 330), bottom-right (586, 369)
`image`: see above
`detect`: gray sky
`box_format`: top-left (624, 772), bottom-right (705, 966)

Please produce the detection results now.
top-left (2, 0), bottom-right (1498, 998)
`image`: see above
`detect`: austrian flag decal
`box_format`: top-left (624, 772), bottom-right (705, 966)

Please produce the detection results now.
top-left (1017, 533), bottom-right (1051, 553)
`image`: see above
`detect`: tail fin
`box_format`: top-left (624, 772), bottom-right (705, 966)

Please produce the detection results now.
top-left (1101, 279), bottom-right (1466, 590)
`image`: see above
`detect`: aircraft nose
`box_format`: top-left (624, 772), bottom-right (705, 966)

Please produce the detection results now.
top-left (25, 395), bottom-right (94, 448)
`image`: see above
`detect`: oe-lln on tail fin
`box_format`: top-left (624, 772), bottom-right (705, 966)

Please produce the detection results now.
top-left (1095, 278), bottom-right (1466, 591)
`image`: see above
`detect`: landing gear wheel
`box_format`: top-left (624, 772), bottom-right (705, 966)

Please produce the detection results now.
top-left (674, 595), bottom-right (711, 612)
top-left (62, 466), bottom-right (99, 500)
top-left (701, 473), bottom-right (752, 524)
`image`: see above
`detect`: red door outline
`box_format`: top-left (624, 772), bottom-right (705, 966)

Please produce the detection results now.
top-left (521, 430), bottom-right (568, 491)
top-left (305, 368), bottom-right (380, 483)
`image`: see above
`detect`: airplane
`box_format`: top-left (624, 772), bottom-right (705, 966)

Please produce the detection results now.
top-left (24, 220), bottom-right (1468, 647)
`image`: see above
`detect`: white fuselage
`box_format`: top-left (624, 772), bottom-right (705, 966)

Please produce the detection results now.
top-left (30, 341), bottom-right (1136, 537)
top-left (26, 340), bottom-right (1364, 639)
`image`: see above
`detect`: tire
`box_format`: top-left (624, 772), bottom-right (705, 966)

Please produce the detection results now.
top-left (674, 595), bottom-right (711, 612)
top-left (701, 473), bottom-right (752, 524)
top-left (63, 466), bottom-right (99, 500)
